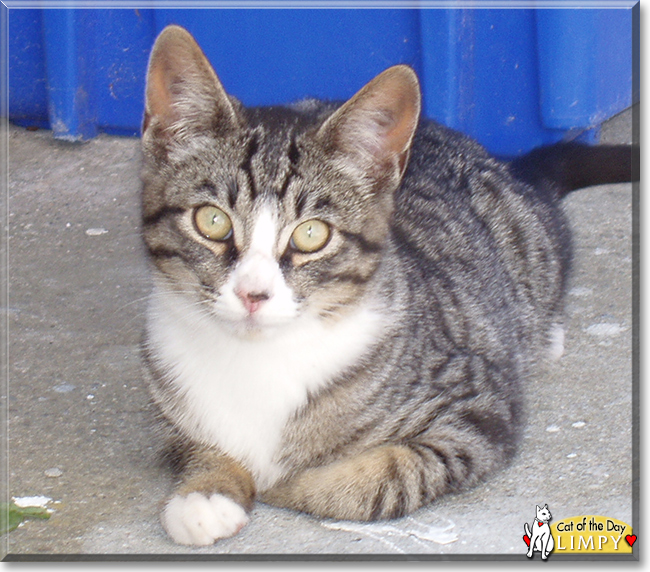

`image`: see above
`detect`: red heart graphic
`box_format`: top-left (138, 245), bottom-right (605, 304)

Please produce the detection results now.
top-left (626, 535), bottom-right (637, 547)
top-left (538, 522), bottom-right (544, 527)
top-left (523, 535), bottom-right (531, 547)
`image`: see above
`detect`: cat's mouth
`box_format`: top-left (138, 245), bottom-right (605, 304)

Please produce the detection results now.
top-left (210, 298), bottom-right (299, 339)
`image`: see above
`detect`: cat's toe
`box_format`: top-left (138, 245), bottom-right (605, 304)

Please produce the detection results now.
top-left (161, 492), bottom-right (249, 546)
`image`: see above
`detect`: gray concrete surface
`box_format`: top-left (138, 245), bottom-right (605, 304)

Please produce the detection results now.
top-left (1, 108), bottom-right (636, 558)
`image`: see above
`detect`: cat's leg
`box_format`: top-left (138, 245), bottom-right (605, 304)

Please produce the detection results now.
top-left (161, 446), bottom-right (255, 546)
top-left (261, 444), bottom-right (427, 519)
top-left (261, 435), bottom-right (499, 520)
top-left (526, 531), bottom-right (535, 558)
top-left (542, 531), bottom-right (554, 560)
top-left (547, 529), bottom-right (555, 555)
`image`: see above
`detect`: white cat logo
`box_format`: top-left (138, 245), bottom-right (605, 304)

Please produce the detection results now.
top-left (523, 504), bottom-right (555, 560)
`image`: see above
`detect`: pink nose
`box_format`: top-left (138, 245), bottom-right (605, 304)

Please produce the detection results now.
top-left (236, 289), bottom-right (270, 314)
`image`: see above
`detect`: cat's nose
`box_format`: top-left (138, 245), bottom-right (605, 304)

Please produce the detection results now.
top-left (236, 288), bottom-right (271, 314)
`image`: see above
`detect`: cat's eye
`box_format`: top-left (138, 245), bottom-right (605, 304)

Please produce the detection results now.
top-left (291, 219), bottom-right (330, 253)
top-left (193, 205), bottom-right (233, 241)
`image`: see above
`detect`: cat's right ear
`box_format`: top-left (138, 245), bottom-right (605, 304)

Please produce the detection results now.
top-left (317, 65), bottom-right (421, 185)
top-left (143, 25), bottom-right (241, 142)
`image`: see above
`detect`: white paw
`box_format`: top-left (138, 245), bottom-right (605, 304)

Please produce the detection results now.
top-left (161, 492), bottom-right (249, 546)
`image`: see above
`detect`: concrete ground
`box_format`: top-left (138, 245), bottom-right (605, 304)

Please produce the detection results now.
top-left (1, 108), bottom-right (636, 559)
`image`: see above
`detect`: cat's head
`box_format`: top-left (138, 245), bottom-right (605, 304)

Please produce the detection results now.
top-left (141, 25), bottom-right (420, 337)
top-left (536, 504), bottom-right (552, 523)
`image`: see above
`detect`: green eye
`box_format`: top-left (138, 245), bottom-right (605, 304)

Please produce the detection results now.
top-left (291, 219), bottom-right (330, 253)
top-left (194, 205), bottom-right (233, 241)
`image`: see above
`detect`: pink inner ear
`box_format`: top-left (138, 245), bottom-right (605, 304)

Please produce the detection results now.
top-left (323, 65), bottom-right (421, 173)
top-left (143, 26), bottom-right (240, 138)
top-left (147, 64), bottom-right (176, 126)
top-left (377, 84), bottom-right (420, 157)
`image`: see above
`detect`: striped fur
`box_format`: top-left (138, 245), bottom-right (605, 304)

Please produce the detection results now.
top-left (140, 26), bottom-right (630, 546)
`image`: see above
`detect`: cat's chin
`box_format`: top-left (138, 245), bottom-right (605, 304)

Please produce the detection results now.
top-left (213, 310), bottom-right (297, 340)
top-left (230, 320), bottom-right (288, 341)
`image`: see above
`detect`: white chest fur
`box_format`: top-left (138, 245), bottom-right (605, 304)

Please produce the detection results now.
top-left (146, 284), bottom-right (385, 490)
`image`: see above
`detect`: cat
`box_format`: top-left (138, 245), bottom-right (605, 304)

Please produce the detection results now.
top-left (524, 504), bottom-right (555, 560)
top-left (139, 25), bottom-right (636, 546)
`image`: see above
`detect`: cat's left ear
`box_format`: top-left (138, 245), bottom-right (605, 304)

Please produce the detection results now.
top-left (317, 65), bottom-right (421, 184)
top-left (143, 25), bottom-right (241, 142)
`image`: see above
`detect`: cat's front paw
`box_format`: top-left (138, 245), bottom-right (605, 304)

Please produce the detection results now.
top-left (161, 492), bottom-right (249, 546)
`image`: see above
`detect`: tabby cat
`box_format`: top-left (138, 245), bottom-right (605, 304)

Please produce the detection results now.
top-left (140, 25), bottom-right (635, 546)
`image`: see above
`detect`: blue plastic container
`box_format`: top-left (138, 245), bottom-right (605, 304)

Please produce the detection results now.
top-left (7, 5), bottom-right (637, 155)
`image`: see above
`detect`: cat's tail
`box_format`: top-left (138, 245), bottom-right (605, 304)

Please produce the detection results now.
top-left (524, 522), bottom-right (532, 538)
top-left (509, 142), bottom-right (639, 198)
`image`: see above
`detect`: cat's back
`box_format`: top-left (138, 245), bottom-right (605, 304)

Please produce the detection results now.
top-left (391, 118), bottom-right (571, 360)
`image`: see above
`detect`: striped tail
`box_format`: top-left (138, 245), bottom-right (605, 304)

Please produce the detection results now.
top-left (509, 142), bottom-right (639, 198)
